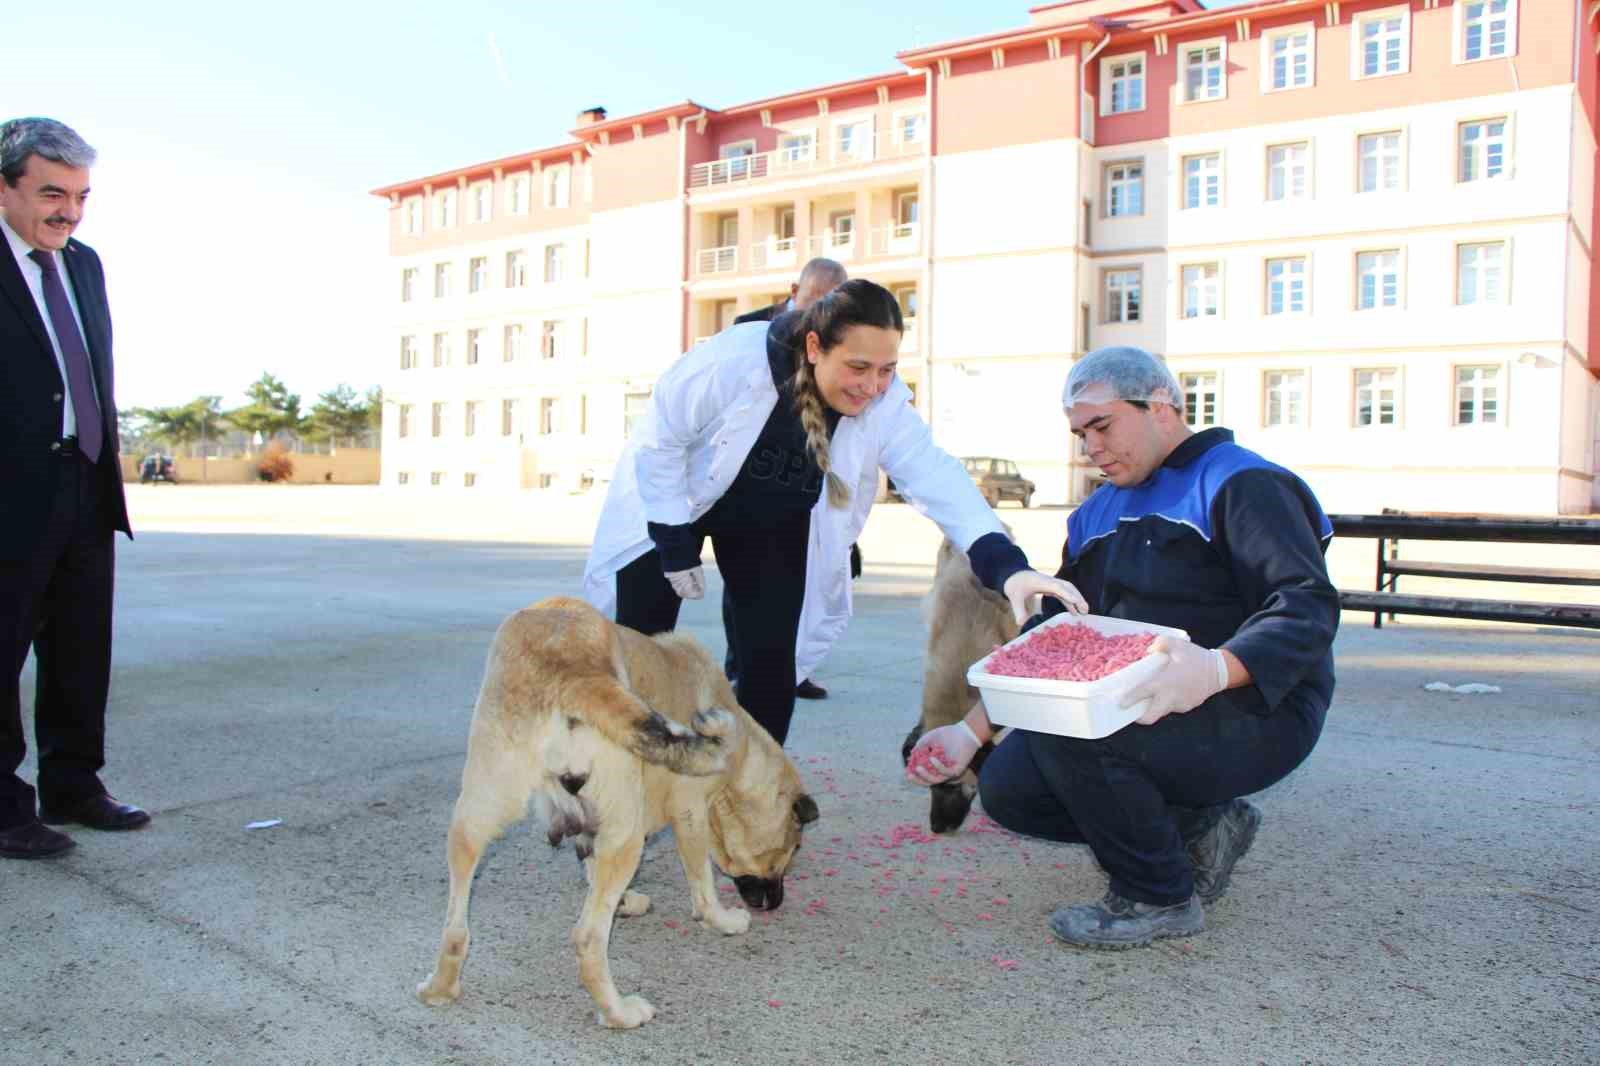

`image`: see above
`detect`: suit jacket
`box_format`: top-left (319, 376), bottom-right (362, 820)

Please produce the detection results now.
top-left (0, 235), bottom-right (130, 561)
top-left (733, 301), bottom-right (787, 325)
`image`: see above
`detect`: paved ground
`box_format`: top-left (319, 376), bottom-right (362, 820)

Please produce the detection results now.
top-left (4, 486), bottom-right (1597, 1065)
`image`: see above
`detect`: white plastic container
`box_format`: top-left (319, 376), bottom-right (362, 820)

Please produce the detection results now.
top-left (967, 613), bottom-right (1189, 739)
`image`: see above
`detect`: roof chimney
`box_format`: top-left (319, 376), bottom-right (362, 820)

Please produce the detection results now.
top-left (576, 107), bottom-right (607, 127)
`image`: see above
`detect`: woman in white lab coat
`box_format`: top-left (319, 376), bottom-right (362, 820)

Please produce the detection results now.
top-left (583, 279), bottom-right (1084, 744)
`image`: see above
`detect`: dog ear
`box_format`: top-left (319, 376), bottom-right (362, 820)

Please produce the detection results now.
top-left (793, 794), bottom-right (820, 825)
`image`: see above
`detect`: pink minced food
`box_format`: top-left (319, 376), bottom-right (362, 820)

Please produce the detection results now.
top-left (906, 741), bottom-right (949, 780)
top-left (984, 622), bottom-right (1157, 682)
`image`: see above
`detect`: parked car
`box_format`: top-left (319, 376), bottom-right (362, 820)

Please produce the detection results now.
top-left (961, 456), bottom-right (1034, 507)
top-left (139, 453), bottom-right (178, 484)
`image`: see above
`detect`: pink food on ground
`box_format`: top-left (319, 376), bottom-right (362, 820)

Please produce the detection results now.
top-left (984, 622), bottom-right (1157, 681)
top-left (906, 741), bottom-right (950, 780)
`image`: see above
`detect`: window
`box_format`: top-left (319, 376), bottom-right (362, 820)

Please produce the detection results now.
top-left (778, 131), bottom-right (815, 164)
top-left (1354, 8), bottom-right (1409, 78)
top-left (1263, 27), bottom-right (1314, 91)
top-left (433, 262), bottom-right (451, 299)
top-left (1102, 54), bottom-right (1146, 114)
top-left (1457, 241), bottom-right (1507, 305)
top-left (719, 140), bottom-right (755, 180)
top-left (1182, 263), bottom-right (1221, 318)
top-left (1458, 0), bottom-right (1515, 62)
top-left (828, 211), bottom-right (854, 249)
top-left (501, 398), bottom-right (516, 436)
top-left (1264, 370), bottom-right (1307, 428)
top-left (504, 323), bottom-right (524, 361)
top-left (897, 112), bottom-right (927, 145)
top-left (397, 471), bottom-right (410, 485)
top-left (399, 335), bottom-right (417, 370)
top-left (545, 243), bottom-right (566, 283)
top-left (434, 188), bottom-right (457, 228)
top-left (432, 332), bottom-right (451, 368)
top-left (430, 471), bottom-right (444, 487)
top-left (1354, 368), bottom-right (1399, 426)
top-left (1265, 257), bottom-right (1307, 315)
top-left (401, 267), bottom-right (418, 302)
top-left (541, 320), bottom-right (561, 359)
top-left (1106, 161), bottom-right (1144, 217)
top-left (1356, 251), bottom-right (1401, 310)
top-left (896, 191), bottom-right (920, 235)
top-left (1079, 303), bottom-right (1091, 353)
top-left (538, 474), bottom-right (555, 489)
top-left (1183, 154), bottom-right (1221, 209)
top-left (836, 119), bottom-right (871, 162)
top-left (1458, 119), bottom-right (1508, 183)
top-left (398, 404), bottom-right (413, 438)
top-left (403, 197), bottom-right (422, 236)
top-left (539, 397), bottom-right (560, 435)
top-left (466, 328), bottom-right (482, 365)
top-left (1358, 131), bottom-right (1403, 192)
top-left (463, 472), bottom-right (477, 487)
top-left (1182, 372), bottom-right (1220, 427)
top-left (506, 250), bottom-right (528, 288)
top-left (464, 400), bottom-right (479, 437)
top-left (544, 164), bottom-right (570, 208)
top-left (580, 318), bottom-right (589, 357)
top-left (892, 284), bottom-right (919, 320)
top-left (431, 402), bottom-right (446, 437)
top-left (468, 256), bottom-right (487, 294)
top-left (579, 394), bottom-right (588, 434)
top-left (507, 174), bottom-right (529, 215)
top-left (623, 391), bottom-right (651, 439)
top-left (470, 181), bottom-right (492, 223)
top-left (1104, 269), bottom-right (1142, 323)
top-left (1455, 365), bottom-right (1501, 424)
top-left (1267, 143), bottom-right (1310, 202)
top-left (1181, 40), bottom-right (1226, 102)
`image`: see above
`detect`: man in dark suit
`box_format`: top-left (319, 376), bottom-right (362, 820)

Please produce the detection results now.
top-left (0, 117), bottom-right (147, 860)
top-left (723, 258), bottom-right (851, 701)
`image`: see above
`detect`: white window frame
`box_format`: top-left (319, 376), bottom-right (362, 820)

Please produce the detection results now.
top-left (398, 405), bottom-right (413, 438)
top-left (432, 331), bottom-right (451, 368)
top-left (894, 110), bottom-right (928, 146)
top-left (464, 400), bottom-right (480, 437)
top-left (543, 163), bottom-right (571, 209)
top-left (1353, 367), bottom-right (1402, 428)
top-left (465, 328), bottom-right (482, 366)
top-left (1180, 262), bottom-right (1223, 319)
top-left (434, 187), bottom-right (457, 228)
top-left (1458, 116), bottom-right (1511, 184)
top-left (1264, 256), bottom-right (1309, 316)
top-left (541, 320), bottom-right (562, 360)
top-left (1182, 152), bottom-right (1223, 210)
top-left (833, 117), bottom-right (874, 163)
top-left (1262, 369), bottom-right (1309, 429)
top-left (1453, 363), bottom-right (1504, 426)
top-left (1261, 24), bottom-right (1316, 93)
top-left (718, 139), bottom-right (757, 180)
top-left (469, 180), bottom-right (492, 223)
top-left (895, 190), bottom-right (920, 235)
top-left (433, 262), bottom-right (451, 299)
top-left (1100, 51), bottom-right (1147, 115)
top-left (506, 173), bottom-right (529, 215)
top-left (400, 267), bottom-right (417, 303)
top-left (431, 401), bottom-right (447, 438)
top-left (504, 323), bottom-right (524, 362)
top-left (501, 398), bottom-right (516, 436)
top-left (1357, 128), bottom-right (1406, 193)
top-left (1181, 371), bottom-right (1221, 428)
top-left (1179, 37), bottom-right (1228, 103)
top-left (402, 196), bottom-right (423, 236)
top-left (777, 129), bottom-right (816, 164)
top-left (1456, 240), bottom-right (1509, 306)
top-left (1454, 0), bottom-right (1517, 64)
top-left (468, 256), bottom-right (487, 294)
top-left (892, 283), bottom-right (919, 320)
top-left (1355, 249), bottom-right (1403, 311)
top-left (1103, 267), bottom-right (1143, 324)
top-left (539, 396), bottom-right (559, 436)
top-left (399, 335), bottom-right (417, 370)
top-left (1105, 160), bottom-right (1145, 217)
top-left (1351, 6), bottom-right (1410, 79)
top-left (1266, 141), bottom-right (1312, 202)
top-left (506, 249), bottom-right (528, 288)
top-left (544, 243), bottom-right (566, 284)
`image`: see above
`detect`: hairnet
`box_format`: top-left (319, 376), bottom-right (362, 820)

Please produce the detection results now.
top-left (1062, 346), bottom-right (1183, 411)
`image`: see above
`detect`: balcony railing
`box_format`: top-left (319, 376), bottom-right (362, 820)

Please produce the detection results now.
top-left (694, 222), bottom-right (922, 280)
top-left (868, 221), bottom-right (921, 257)
top-left (695, 244), bottom-right (739, 275)
top-left (689, 130), bottom-right (927, 190)
top-left (748, 236), bottom-right (799, 272)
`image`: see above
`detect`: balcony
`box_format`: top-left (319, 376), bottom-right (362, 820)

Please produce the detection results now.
top-left (748, 236), bottom-right (799, 272)
top-left (695, 244), bottom-right (739, 275)
top-left (689, 130), bottom-right (927, 191)
top-left (804, 222), bottom-right (921, 263)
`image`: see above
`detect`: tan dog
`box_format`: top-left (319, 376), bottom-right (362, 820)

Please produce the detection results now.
top-left (417, 596), bottom-right (817, 1029)
top-left (901, 537), bottom-right (1018, 833)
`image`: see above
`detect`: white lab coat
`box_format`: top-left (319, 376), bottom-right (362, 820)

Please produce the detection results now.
top-left (582, 321), bottom-right (1006, 680)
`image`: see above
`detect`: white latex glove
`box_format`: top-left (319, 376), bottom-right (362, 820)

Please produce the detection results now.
top-left (1119, 636), bottom-right (1230, 725)
top-left (1001, 570), bottom-right (1089, 627)
top-left (665, 566), bottom-right (705, 600)
top-left (905, 720), bottom-right (982, 786)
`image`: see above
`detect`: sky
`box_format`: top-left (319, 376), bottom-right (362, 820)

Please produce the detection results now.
top-left (6, 0), bottom-right (1239, 412)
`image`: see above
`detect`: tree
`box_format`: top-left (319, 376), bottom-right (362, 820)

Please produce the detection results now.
top-left (363, 386), bottom-right (382, 434)
top-left (305, 384), bottom-right (373, 447)
top-left (131, 396), bottom-right (223, 456)
top-left (227, 373), bottom-right (303, 447)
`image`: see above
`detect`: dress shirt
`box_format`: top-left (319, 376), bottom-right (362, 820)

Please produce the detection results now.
top-left (3, 214), bottom-right (93, 438)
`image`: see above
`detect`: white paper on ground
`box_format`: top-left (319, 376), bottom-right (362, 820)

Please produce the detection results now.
top-left (244, 819), bottom-right (283, 830)
top-left (1422, 681), bottom-right (1503, 694)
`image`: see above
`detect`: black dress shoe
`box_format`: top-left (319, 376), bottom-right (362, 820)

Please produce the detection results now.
top-left (40, 794), bottom-right (151, 831)
top-left (0, 820), bottom-right (77, 859)
top-left (795, 678), bottom-right (828, 700)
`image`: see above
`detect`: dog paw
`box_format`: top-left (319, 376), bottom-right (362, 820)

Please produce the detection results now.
top-left (702, 905), bottom-right (751, 936)
top-left (599, 994), bottom-right (656, 1029)
top-left (416, 976), bottom-right (461, 1006)
top-left (618, 890), bottom-right (652, 917)
top-left (691, 707), bottom-right (736, 739)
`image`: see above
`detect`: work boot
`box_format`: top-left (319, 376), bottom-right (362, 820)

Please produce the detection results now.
top-left (1049, 890), bottom-right (1204, 950)
top-left (1183, 798), bottom-right (1262, 904)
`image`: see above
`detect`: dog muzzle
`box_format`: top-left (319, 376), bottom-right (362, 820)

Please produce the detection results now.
top-left (733, 875), bottom-right (785, 911)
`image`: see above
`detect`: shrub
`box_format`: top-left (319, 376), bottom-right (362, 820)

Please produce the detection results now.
top-left (257, 440), bottom-right (295, 483)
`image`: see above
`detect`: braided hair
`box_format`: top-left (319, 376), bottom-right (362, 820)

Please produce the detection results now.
top-left (788, 279), bottom-right (905, 508)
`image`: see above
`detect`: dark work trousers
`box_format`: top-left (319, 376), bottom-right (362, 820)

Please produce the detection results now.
top-left (616, 514), bottom-right (810, 745)
top-left (1, 449), bottom-right (117, 828)
top-left (724, 541), bottom-right (858, 683)
top-left (977, 695), bottom-right (1323, 905)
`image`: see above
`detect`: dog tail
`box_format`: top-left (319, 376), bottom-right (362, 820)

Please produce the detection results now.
top-left (570, 675), bottom-right (736, 777)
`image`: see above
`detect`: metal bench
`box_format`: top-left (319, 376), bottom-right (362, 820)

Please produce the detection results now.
top-left (1328, 512), bottom-right (1600, 630)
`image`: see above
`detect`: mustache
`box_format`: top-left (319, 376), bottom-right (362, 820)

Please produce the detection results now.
top-left (45, 216), bottom-right (75, 226)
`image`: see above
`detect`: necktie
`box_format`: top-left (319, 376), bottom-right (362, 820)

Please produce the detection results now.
top-left (28, 249), bottom-right (103, 461)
